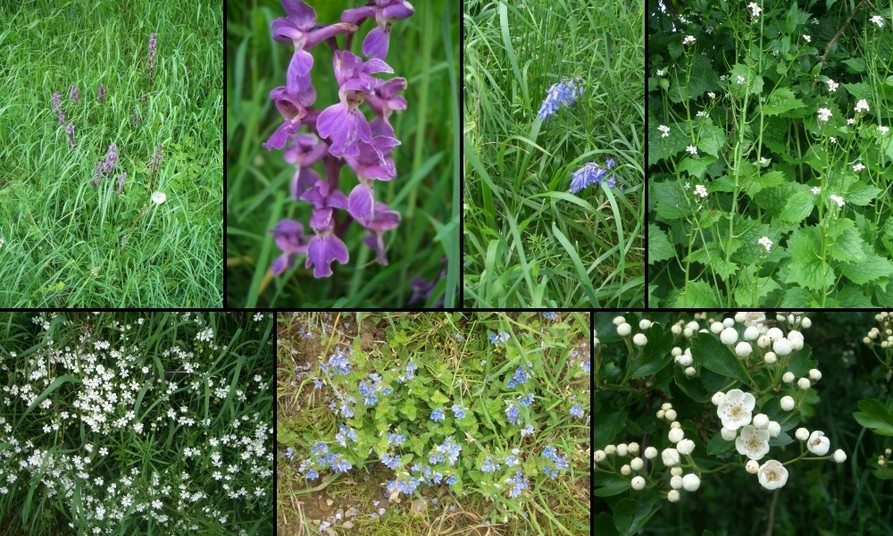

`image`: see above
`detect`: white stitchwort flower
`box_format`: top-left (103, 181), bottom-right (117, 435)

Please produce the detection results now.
top-left (717, 389), bottom-right (755, 430)
top-left (758, 460), bottom-right (789, 490)
top-left (826, 79), bottom-right (839, 93)
top-left (817, 108), bottom-right (832, 122)
top-left (683, 35), bottom-right (696, 45)
top-left (736, 425), bottom-right (770, 461)
top-left (658, 124), bottom-right (670, 138)
top-left (807, 430), bottom-right (830, 456)
top-left (855, 99), bottom-right (870, 113)
top-left (736, 75), bottom-right (746, 85)
top-left (757, 236), bottom-right (773, 252)
top-left (686, 145), bottom-right (698, 156)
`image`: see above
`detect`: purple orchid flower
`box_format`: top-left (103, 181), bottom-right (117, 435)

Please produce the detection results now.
top-left (366, 77), bottom-right (407, 119)
top-left (70, 84), bottom-right (79, 103)
top-left (66, 123), bottom-right (76, 148)
top-left (96, 84), bottom-right (107, 103)
top-left (342, 0), bottom-right (415, 59)
top-left (263, 86), bottom-right (316, 151)
top-left (269, 219), bottom-right (311, 275)
top-left (271, 0), bottom-right (357, 98)
top-left (52, 91), bottom-right (65, 124)
top-left (283, 135), bottom-right (328, 199)
top-left (306, 232), bottom-right (349, 278)
top-left (300, 179), bottom-right (349, 231)
top-left (362, 202), bottom-right (401, 265)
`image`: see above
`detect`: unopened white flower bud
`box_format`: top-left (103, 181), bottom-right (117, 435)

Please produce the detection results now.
top-left (746, 460), bottom-right (759, 474)
top-left (671, 347), bottom-right (682, 357)
top-left (670, 475), bottom-right (683, 489)
top-left (767, 421), bottom-right (781, 438)
top-left (744, 325), bottom-right (760, 340)
top-left (797, 377), bottom-right (810, 390)
top-left (720, 327), bottom-right (739, 345)
top-left (594, 450), bottom-right (606, 462)
top-left (620, 464), bottom-right (631, 475)
top-left (639, 319), bottom-right (652, 330)
top-left (735, 342), bottom-right (753, 357)
top-left (661, 403), bottom-right (673, 411)
top-left (644, 447), bottom-right (658, 459)
top-left (809, 368), bottom-right (822, 381)
top-left (767, 327), bottom-right (783, 341)
top-left (773, 338), bottom-right (792, 356)
top-left (684, 366), bottom-right (696, 377)
top-left (682, 473), bottom-right (701, 492)
top-left (721, 427), bottom-right (737, 441)
top-left (630, 457), bottom-right (644, 470)
top-left (617, 443), bottom-right (629, 457)
top-left (617, 323), bottom-right (632, 336)
top-left (633, 333), bottom-right (648, 347)
top-left (683, 327), bottom-right (694, 338)
top-left (667, 489), bottom-right (680, 502)
top-left (677, 352), bottom-right (693, 367)
top-left (801, 317), bottom-right (812, 328)
top-left (662, 448), bottom-right (680, 467)
top-left (670, 467), bottom-right (683, 476)
top-left (752, 413), bottom-right (769, 428)
top-left (757, 335), bottom-right (771, 349)
top-left (628, 442), bottom-right (640, 455)
top-left (631, 476), bottom-right (646, 490)
top-left (780, 396), bottom-right (795, 411)
top-left (710, 322), bottom-right (724, 334)
top-left (656, 410), bottom-right (665, 419)
top-left (833, 449), bottom-right (846, 463)
top-left (764, 352), bottom-right (777, 364)
top-left (668, 428), bottom-right (684, 443)
top-left (605, 444), bottom-right (617, 455)
top-left (782, 372), bottom-right (795, 384)
top-left (711, 391), bottom-right (726, 406)
top-left (795, 428), bottom-right (809, 441)
top-left (613, 316), bottom-right (626, 326)
top-left (677, 439), bottom-right (695, 455)
top-left (665, 409), bottom-right (678, 421)
top-left (671, 324), bottom-right (682, 335)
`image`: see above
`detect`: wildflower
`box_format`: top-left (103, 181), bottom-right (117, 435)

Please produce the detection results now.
top-left (682, 474), bottom-right (701, 492)
top-left (656, 68), bottom-right (667, 76)
top-left (817, 108), bottom-right (832, 122)
top-left (336, 424), bottom-right (358, 446)
top-left (518, 393), bottom-right (535, 407)
top-left (150, 191), bottom-right (167, 206)
top-left (811, 186), bottom-right (821, 195)
top-left (285, 447), bottom-right (294, 459)
top-left (853, 163), bottom-right (866, 173)
top-left (696, 110), bottom-right (707, 118)
top-left (683, 35), bottom-right (696, 45)
top-left (542, 311), bottom-right (558, 320)
top-left (430, 408), bottom-right (445, 422)
top-left (66, 123), bottom-right (76, 148)
top-left (830, 136), bottom-right (837, 144)
top-left (96, 84), bottom-right (106, 102)
top-left (847, 118), bottom-right (855, 125)
top-left (147, 33), bottom-right (157, 78)
top-left (537, 77), bottom-right (584, 121)
top-left (757, 460), bottom-right (788, 490)
top-left (708, 92), bottom-right (716, 98)
top-left (803, 35), bottom-right (811, 43)
top-left (780, 396), bottom-right (795, 411)
top-left (489, 331), bottom-right (510, 344)
top-left (829, 194), bottom-right (845, 208)
top-left (694, 184), bottom-right (708, 198)
top-left (70, 84), bottom-right (79, 103)
top-left (658, 124), bottom-right (670, 138)
top-left (870, 15), bottom-right (884, 28)
top-left (446, 475), bottom-right (458, 485)
top-left (833, 449), bottom-right (847, 463)
top-left (505, 402), bottom-right (521, 425)
top-left (569, 404), bottom-right (584, 418)
top-left (507, 471), bottom-right (528, 497)
top-left (506, 365), bottom-right (529, 388)
top-left (481, 457), bottom-right (498, 473)
top-left (521, 424), bottom-right (535, 437)
top-left (717, 388), bottom-right (755, 430)
top-left (148, 143), bottom-right (164, 176)
top-left (759, 157), bottom-right (770, 166)
top-left (631, 476), bottom-right (646, 490)
top-left (826, 79), bottom-right (839, 93)
top-left (51, 91), bottom-right (64, 123)
top-left (686, 145), bottom-right (698, 156)
top-left (341, 0), bottom-right (414, 59)
top-left (855, 99), bottom-right (870, 113)
top-left (735, 425), bottom-right (770, 460)
top-left (758, 236), bottom-right (773, 252)
top-left (569, 159), bottom-right (616, 194)
top-left (330, 454), bottom-right (352, 473)
top-left (736, 75), bottom-right (746, 85)
top-left (451, 405), bottom-right (466, 419)
top-left (880, 126), bottom-right (890, 135)
top-left (381, 452), bottom-right (400, 469)
top-left (388, 433), bottom-right (406, 446)
top-left (747, 2), bottom-right (761, 18)
top-left (807, 430), bottom-right (830, 455)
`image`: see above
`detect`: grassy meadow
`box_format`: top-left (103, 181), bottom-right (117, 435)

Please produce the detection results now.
top-left (0, 0), bottom-right (223, 307)
top-left (463, 0), bottom-right (645, 308)
top-left (226, 0), bottom-right (459, 308)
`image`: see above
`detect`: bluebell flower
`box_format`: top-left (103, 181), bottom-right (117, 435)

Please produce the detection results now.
top-left (388, 433), bottom-right (406, 446)
top-left (538, 77), bottom-right (584, 121)
top-left (446, 475), bottom-right (458, 485)
top-left (569, 404), bottom-right (584, 418)
top-left (569, 159), bottom-right (617, 194)
top-left (518, 393), bottom-right (535, 407)
top-left (431, 408), bottom-right (445, 421)
top-left (452, 404), bottom-right (466, 419)
top-left (505, 402), bottom-right (521, 425)
top-left (542, 311), bottom-right (558, 320)
top-left (481, 457), bottom-right (499, 473)
top-left (381, 453), bottom-right (401, 470)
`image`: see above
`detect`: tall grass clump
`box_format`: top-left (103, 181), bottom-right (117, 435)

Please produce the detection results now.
top-left (0, 0), bottom-right (223, 307)
top-left (226, 0), bottom-right (459, 308)
top-left (0, 312), bottom-right (273, 534)
top-left (463, 0), bottom-right (645, 308)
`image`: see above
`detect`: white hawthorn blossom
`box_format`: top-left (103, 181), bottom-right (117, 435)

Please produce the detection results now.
top-left (717, 389), bottom-right (756, 430)
top-left (807, 430), bottom-right (831, 456)
top-left (735, 425), bottom-right (770, 461)
top-left (758, 460), bottom-right (789, 490)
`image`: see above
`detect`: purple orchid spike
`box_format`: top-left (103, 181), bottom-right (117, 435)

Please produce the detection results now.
top-left (263, 86), bottom-right (316, 151)
top-left (342, 0), bottom-right (415, 59)
top-left (66, 123), bottom-right (76, 148)
top-left (147, 33), bottom-right (157, 78)
top-left (52, 91), bottom-right (65, 124)
top-left (272, 0), bottom-right (358, 98)
top-left (300, 179), bottom-right (349, 231)
top-left (366, 77), bottom-right (407, 119)
top-left (70, 84), bottom-right (79, 103)
top-left (269, 219), bottom-right (311, 275)
top-left (284, 135), bottom-right (328, 199)
top-left (306, 232), bottom-right (349, 278)
top-left (96, 84), bottom-right (106, 103)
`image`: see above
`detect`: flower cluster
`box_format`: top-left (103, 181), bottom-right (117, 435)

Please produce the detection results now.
top-left (265, 0), bottom-right (413, 279)
top-left (147, 33), bottom-right (157, 78)
top-left (569, 159), bottom-right (617, 194)
top-left (537, 77), bottom-right (583, 121)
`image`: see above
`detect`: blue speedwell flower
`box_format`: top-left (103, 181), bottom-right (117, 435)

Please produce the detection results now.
top-left (518, 393), bottom-right (535, 407)
top-left (335, 424), bottom-right (358, 446)
top-left (431, 408), bottom-right (445, 421)
top-left (452, 404), bottom-right (466, 419)
top-left (488, 331), bottom-right (510, 344)
top-left (569, 404), bottom-right (584, 418)
top-left (388, 433), bottom-right (406, 446)
top-left (505, 402), bottom-right (521, 425)
top-left (538, 77), bottom-right (584, 121)
top-left (381, 452), bottom-right (401, 470)
top-left (508, 471), bottom-right (529, 498)
top-left (507, 365), bottom-right (531, 388)
top-left (481, 457), bottom-right (499, 473)
top-left (570, 159), bottom-right (616, 194)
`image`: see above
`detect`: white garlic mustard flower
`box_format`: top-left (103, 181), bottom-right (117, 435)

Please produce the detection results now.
top-left (758, 236), bottom-right (773, 252)
top-left (694, 184), bottom-right (708, 198)
top-left (717, 389), bottom-right (755, 430)
top-left (853, 163), bottom-right (866, 173)
top-left (747, 2), bottom-right (761, 18)
top-left (735, 425), bottom-right (770, 461)
top-left (807, 430), bottom-right (830, 456)
top-left (855, 99), bottom-right (870, 113)
top-left (758, 460), bottom-right (789, 490)
top-left (658, 124), bottom-right (670, 138)
top-left (826, 79), bottom-right (839, 93)
top-left (686, 145), bottom-right (698, 155)
top-left (879, 126), bottom-right (890, 135)
top-left (870, 15), bottom-right (885, 28)
top-left (683, 35), bottom-right (696, 45)
top-left (817, 108), bottom-right (832, 122)
top-left (811, 186), bottom-right (821, 195)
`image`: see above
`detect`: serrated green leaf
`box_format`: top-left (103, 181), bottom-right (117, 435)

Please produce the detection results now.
top-left (430, 390), bottom-right (450, 405)
top-left (669, 281), bottom-right (720, 307)
top-left (648, 224), bottom-right (676, 264)
top-left (652, 180), bottom-right (692, 221)
top-left (734, 265), bottom-right (781, 306)
top-left (668, 54), bottom-right (720, 103)
top-left (744, 170), bottom-right (786, 198)
top-left (842, 254), bottom-right (893, 285)
top-left (778, 189), bottom-right (815, 223)
top-left (698, 124), bottom-right (726, 158)
top-left (845, 182), bottom-right (882, 206)
top-left (399, 401), bottom-right (418, 421)
top-left (691, 332), bottom-right (750, 384)
top-left (785, 226), bottom-right (835, 291)
top-left (763, 87), bottom-right (805, 116)
top-left (828, 219), bottom-right (868, 263)
top-left (853, 399), bottom-right (893, 436)
top-left (678, 155), bottom-right (716, 179)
